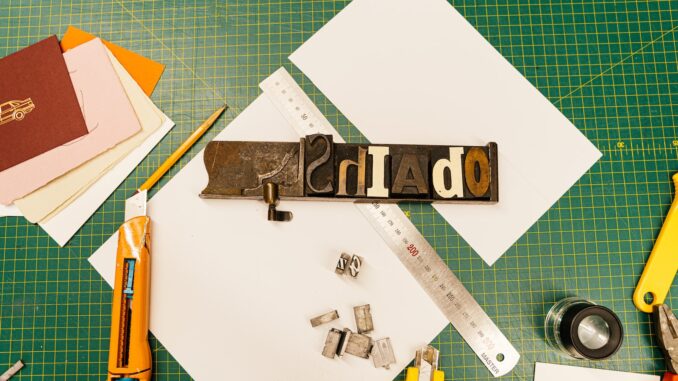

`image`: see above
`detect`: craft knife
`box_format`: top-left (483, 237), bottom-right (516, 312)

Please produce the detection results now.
top-left (107, 105), bottom-right (226, 381)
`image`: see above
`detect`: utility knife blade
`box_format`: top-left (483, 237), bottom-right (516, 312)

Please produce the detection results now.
top-left (124, 190), bottom-right (148, 221)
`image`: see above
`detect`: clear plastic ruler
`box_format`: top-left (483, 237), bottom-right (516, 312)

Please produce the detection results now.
top-left (260, 67), bottom-right (520, 377)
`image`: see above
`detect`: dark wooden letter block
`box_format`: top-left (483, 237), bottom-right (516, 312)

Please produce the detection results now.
top-left (335, 144), bottom-right (368, 197)
top-left (390, 146), bottom-right (430, 198)
top-left (305, 134), bottom-right (335, 196)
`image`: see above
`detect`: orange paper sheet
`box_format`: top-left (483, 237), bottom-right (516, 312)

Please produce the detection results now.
top-left (60, 26), bottom-right (164, 96)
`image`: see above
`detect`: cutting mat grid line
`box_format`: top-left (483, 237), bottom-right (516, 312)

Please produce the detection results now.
top-left (0, 0), bottom-right (676, 380)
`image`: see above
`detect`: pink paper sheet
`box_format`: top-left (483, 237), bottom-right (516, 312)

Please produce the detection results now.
top-left (0, 38), bottom-right (141, 204)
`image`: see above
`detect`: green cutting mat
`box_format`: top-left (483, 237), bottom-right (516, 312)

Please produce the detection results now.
top-left (0, 0), bottom-right (676, 380)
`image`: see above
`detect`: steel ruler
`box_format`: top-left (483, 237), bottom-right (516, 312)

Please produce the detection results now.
top-left (260, 67), bottom-right (520, 377)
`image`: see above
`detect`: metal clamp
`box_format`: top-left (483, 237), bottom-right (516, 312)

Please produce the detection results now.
top-left (263, 182), bottom-right (292, 222)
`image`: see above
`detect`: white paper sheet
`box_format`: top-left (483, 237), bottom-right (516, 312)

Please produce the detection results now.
top-left (0, 204), bottom-right (21, 217)
top-left (289, 0), bottom-right (602, 265)
top-left (534, 363), bottom-right (659, 381)
top-left (41, 117), bottom-right (174, 246)
top-left (89, 94), bottom-right (448, 381)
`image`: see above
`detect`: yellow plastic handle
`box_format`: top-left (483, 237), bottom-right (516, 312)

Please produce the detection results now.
top-left (107, 216), bottom-right (152, 381)
top-left (633, 173), bottom-right (678, 313)
top-left (405, 367), bottom-right (445, 381)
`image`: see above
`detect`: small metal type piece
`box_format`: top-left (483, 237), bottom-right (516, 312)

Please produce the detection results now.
top-left (344, 331), bottom-right (373, 359)
top-left (322, 328), bottom-right (373, 359)
top-left (335, 253), bottom-right (351, 275)
top-left (0, 360), bottom-right (24, 381)
top-left (310, 310), bottom-right (340, 328)
top-left (349, 255), bottom-right (363, 278)
top-left (263, 182), bottom-right (292, 222)
top-left (337, 328), bottom-right (352, 357)
top-left (407, 346), bottom-right (444, 381)
top-left (371, 338), bottom-right (396, 369)
top-left (544, 297), bottom-right (623, 360)
top-left (322, 329), bottom-right (344, 359)
top-left (354, 304), bottom-right (374, 334)
top-left (654, 304), bottom-right (678, 374)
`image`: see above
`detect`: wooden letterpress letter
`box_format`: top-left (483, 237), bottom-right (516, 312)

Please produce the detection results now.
top-left (336, 145), bottom-right (367, 197)
top-left (431, 147), bottom-right (464, 199)
top-left (367, 146), bottom-right (390, 198)
top-left (305, 134), bottom-right (334, 196)
top-left (464, 147), bottom-right (491, 197)
top-left (390, 147), bottom-right (430, 198)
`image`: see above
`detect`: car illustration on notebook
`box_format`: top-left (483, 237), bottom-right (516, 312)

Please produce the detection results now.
top-left (0, 98), bottom-right (35, 126)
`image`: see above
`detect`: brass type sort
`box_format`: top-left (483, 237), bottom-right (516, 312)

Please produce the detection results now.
top-left (322, 329), bottom-right (344, 359)
top-left (371, 338), bottom-right (396, 370)
top-left (335, 253), bottom-right (363, 278)
top-left (310, 310), bottom-right (340, 328)
top-left (335, 253), bottom-right (351, 275)
top-left (344, 331), bottom-right (373, 359)
top-left (348, 255), bottom-right (362, 278)
top-left (354, 304), bottom-right (374, 334)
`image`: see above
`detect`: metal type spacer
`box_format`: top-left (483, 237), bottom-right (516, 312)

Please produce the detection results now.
top-left (344, 330), bottom-right (373, 359)
top-left (349, 254), bottom-right (363, 278)
top-left (320, 327), bottom-right (373, 360)
top-left (371, 338), bottom-right (396, 369)
top-left (310, 310), bottom-right (340, 328)
top-left (354, 304), bottom-right (374, 334)
top-left (414, 345), bottom-right (440, 381)
top-left (322, 328), bottom-right (344, 359)
top-left (335, 253), bottom-right (351, 275)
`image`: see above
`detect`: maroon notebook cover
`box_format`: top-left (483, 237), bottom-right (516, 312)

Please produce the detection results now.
top-left (0, 35), bottom-right (88, 172)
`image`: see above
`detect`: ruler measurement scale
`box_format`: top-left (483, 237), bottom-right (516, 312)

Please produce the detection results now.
top-left (260, 67), bottom-right (520, 377)
top-left (358, 202), bottom-right (519, 376)
top-left (260, 68), bottom-right (340, 140)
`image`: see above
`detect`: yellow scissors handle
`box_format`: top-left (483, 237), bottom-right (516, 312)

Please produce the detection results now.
top-left (633, 173), bottom-right (678, 313)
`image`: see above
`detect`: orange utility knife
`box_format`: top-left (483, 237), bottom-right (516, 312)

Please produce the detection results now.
top-left (107, 105), bottom-right (226, 381)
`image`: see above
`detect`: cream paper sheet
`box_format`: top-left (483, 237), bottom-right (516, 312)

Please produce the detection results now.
top-left (14, 51), bottom-right (164, 223)
top-left (0, 204), bottom-right (21, 217)
top-left (88, 94), bottom-right (449, 381)
top-left (0, 38), bottom-right (142, 204)
top-left (289, 0), bottom-right (602, 265)
top-left (534, 363), bottom-right (659, 381)
top-left (40, 116), bottom-right (173, 247)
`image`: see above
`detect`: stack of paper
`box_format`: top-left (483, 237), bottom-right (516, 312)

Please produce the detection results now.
top-left (0, 27), bottom-right (175, 246)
